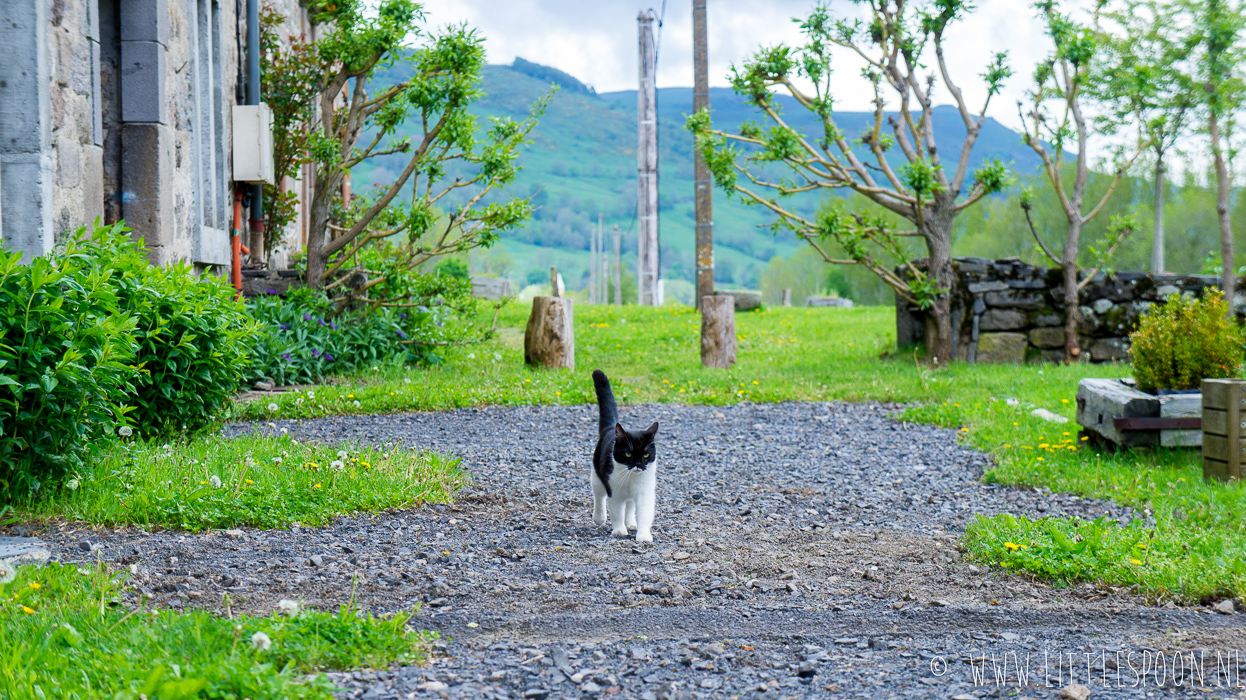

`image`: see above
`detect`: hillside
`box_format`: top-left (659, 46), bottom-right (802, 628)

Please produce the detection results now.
top-left (355, 61), bottom-right (1041, 297)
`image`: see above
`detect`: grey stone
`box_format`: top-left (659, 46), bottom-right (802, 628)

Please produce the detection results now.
top-left (975, 333), bottom-right (1028, 364)
top-left (715, 290), bottom-right (762, 311)
top-left (1154, 284), bottom-right (1179, 299)
top-left (805, 296), bottom-right (853, 308)
top-left (119, 40), bottom-right (166, 124)
top-left (1007, 278), bottom-right (1048, 289)
top-left (1033, 313), bottom-right (1061, 327)
top-left (1060, 684), bottom-right (1090, 700)
top-left (77, 539), bottom-right (93, 552)
top-left (1215, 599), bottom-right (1236, 614)
top-left (1028, 349), bottom-right (1066, 365)
top-left (979, 309), bottom-right (1026, 331)
top-left (967, 280), bottom-right (1009, 293)
top-left (1028, 327), bottom-right (1065, 349)
top-left (0, 537), bottom-right (51, 565)
top-left (1089, 338), bottom-right (1129, 362)
top-left (1092, 298), bottom-right (1114, 315)
top-left (984, 290), bottom-right (1046, 309)
top-left (471, 276), bottom-right (512, 300)
top-left (119, 0), bottom-right (168, 44)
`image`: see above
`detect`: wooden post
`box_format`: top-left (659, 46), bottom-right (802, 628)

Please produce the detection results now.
top-left (637, 11), bottom-right (659, 305)
top-left (613, 224), bottom-right (622, 306)
top-left (700, 295), bottom-right (736, 368)
top-left (525, 297), bottom-right (575, 370)
top-left (1203, 378), bottom-right (1243, 481)
top-left (589, 222), bottom-right (598, 304)
top-left (692, 0), bottom-right (714, 310)
top-left (782, 288), bottom-right (792, 307)
top-left (550, 266), bottom-right (559, 297)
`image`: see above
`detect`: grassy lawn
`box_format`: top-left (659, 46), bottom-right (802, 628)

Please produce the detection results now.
top-left (0, 561), bottom-right (430, 699)
top-left (235, 302), bottom-right (1237, 602)
top-left (16, 434), bottom-right (465, 531)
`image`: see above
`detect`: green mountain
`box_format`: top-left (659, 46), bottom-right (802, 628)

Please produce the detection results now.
top-left (355, 60), bottom-right (1041, 299)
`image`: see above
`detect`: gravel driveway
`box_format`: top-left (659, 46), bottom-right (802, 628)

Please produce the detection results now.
top-left (43, 401), bottom-right (1246, 699)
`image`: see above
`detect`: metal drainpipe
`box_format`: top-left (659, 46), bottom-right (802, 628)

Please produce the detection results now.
top-left (246, 0), bottom-right (264, 264)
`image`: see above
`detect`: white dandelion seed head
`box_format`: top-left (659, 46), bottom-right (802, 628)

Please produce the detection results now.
top-left (267, 403), bottom-right (278, 412)
top-left (277, 599), bottom-right (300, 617)
top-left (272, 457), bottom-right (282, 465)
top-left (65, 479), bottom-right (80, 491)
top-left (467, 353), bottom-right (476, 359)
top-left (0, 560), bottom-right (15, 585)
top-left (353, 400), bottom-right (361, 407)
top-left (118, 426), bottom-right (133, 437)
top-left (295, 398), bottom-right (304, 405)
top-left (244, 457), bottom-right (256, 468)
top-left (251, 631), bottom-right (272, 650)
top-left (330, 460), bottom-right (345, 471)
top-left (337, 450), bottom-right (348, 460)
top-left (307, 391), bottom-right (315, 399)
top-left (493, 352), bottom-right (501, 361)
top-left (208, 475), bottom-right (222, 488)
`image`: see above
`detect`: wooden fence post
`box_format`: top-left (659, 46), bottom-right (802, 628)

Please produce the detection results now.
top-left (1203, 378), bottom-right (1243, 481)
top-left (525, 297), bottom-right (575, 370)
top-left (782, 288), bottom-right (792, 307)
top-left (701, 295), bottom-right (736, 369)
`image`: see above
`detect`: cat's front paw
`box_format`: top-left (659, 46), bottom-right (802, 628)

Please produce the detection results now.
top-left (635, 532), bottom-right (653, 543)
top-left (594, 513), bottom-right (607, 526)
top-left (611, 526), bottom-right (630, 537)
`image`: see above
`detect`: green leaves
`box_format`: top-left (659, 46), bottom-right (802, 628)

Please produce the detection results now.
top-left (972, 159), bottom-right (1015, 195)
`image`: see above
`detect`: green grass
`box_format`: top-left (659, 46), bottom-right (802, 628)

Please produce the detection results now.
top-left (18, 434), bottom-right (465, 531)
top-left (0, 561), bottom-right (429, 699)
top-left (237, 303), bottom-right (1242, 601)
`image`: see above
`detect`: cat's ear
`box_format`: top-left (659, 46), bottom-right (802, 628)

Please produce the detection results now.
top-left (615, 423), bottom-right (626, 439)
top-left (642, 422), bottom-right (659, 439)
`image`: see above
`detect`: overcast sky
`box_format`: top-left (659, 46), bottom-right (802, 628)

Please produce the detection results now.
top-left (418, 0), bottom-right (1102, 132)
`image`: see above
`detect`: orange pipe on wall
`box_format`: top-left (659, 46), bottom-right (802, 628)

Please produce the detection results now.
top-left (232, 187), bottom-right (244, 298)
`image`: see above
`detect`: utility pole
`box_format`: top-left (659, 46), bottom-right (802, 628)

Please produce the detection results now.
top-left (613, 224), bottom-right (622, 305)
top-left (637, 10), bottom-right (659, 306)
top-left (597, 213), bottom-right (606, 304)
top-left (692, 0), bottom-right (714, 310)
top-left (590, 219), bottom-right (598, 304)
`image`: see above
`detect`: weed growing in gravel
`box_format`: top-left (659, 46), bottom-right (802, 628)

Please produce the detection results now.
top-left (19, 434), bottom-right (465, 530)
top-left (0, 561), bottom-right (429, 699)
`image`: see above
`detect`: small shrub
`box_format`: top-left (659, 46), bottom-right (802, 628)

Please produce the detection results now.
top-left (1130, 289), bottom-right (1244, 391)
top-left (0, 227), bottom-right (138, 499)
top-left (91, 228), bottom-right (258, 436)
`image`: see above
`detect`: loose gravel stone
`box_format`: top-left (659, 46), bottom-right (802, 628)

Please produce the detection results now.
top-left (25, 402), bottom-right (1246, 699)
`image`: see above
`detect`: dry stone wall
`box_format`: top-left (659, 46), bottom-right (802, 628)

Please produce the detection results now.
top-left (896, 257), bottom-right (1229, 364)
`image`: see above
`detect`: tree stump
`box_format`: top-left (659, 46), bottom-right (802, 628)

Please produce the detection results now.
top-left (782, 288), bottom-right (792, 307)
top-left (525, 296), bottom-right (575, 370)
top-left (701, 295), bottom-right (736, 369)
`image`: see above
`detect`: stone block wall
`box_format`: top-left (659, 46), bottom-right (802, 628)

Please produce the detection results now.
top-left (896, 257), bottom-right (1229, 364)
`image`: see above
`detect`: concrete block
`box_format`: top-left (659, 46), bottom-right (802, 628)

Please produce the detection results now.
top-left (82, 144), bottom-right (103, 227)
top-left (806, 296), bottom-right (854, 307)
top-left (1029, 326), bottom-right (1065, 349)
top-left (472, 276), bottom-right (512, 300)
top-left (0, 155), bottom-right (55, 260)
top-left (120, 0), bottom-right (168, 44)
top-left (195, 224), bottom-right (230, 266)
top-left (979, 309), bottom-right (1026, 331)
top-left (975, 332), bottom-right (1028, 364)
top-left (715, 289), bottom-right (762, 311)
top-left (120, 40), bottom-right (166, 124)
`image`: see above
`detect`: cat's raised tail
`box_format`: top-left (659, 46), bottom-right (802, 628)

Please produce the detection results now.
top-left (591, 369), bottom-right (618, 434)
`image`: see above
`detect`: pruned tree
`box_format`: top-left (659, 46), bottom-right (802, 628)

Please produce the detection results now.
top-left (1019, 0), bottom-right (1145, 362)
top-left (264, 0), bottom-right (548, 304)
top-left (1183, 0), bottom-right (1246, 313)
top-left (1093, 0), bottom-right (1198, 275)
top-left (688, 0), bottom-right (1012, 363)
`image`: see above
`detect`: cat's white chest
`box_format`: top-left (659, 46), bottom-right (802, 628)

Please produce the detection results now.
top-left (609, 459), bottom-right (656, 496)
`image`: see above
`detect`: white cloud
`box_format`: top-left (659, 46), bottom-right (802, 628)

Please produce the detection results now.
top-left (416, 0), bottom-right (1104, 131)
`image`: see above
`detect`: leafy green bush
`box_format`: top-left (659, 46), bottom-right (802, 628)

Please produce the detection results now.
top-left (90, 229), bottom-right (258, 436)
top-left (248, 252), bottom-right (480, 385)
top-left (0, 228), bottom-right (137, 499)
top-left (1130, 289), bottom-right (1244, 391)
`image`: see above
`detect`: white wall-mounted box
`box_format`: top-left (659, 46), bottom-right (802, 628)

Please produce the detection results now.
top-left (232, 103), bottom-right (274, 185)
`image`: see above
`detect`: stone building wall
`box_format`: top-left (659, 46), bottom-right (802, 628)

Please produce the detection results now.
top-left (1, 0), bottom-right (308, 268)
top-left (896, 257), bottom-right (1228, 364)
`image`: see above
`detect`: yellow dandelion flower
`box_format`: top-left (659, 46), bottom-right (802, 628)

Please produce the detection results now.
top-left (21, 605), bottom-right (35, 614)
top-left (1130, 558), bottom-right (1142, 565)
top-left (28, 582), bottom-right (40, 590)
top-left (1004, 542), bottom-right (1020, 551)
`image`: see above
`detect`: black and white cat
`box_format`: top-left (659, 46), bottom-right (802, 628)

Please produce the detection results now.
top-left (591, 369), bottom-right (658, 542)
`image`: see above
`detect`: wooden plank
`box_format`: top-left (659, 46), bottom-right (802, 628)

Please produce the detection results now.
top-left (1160, 394), bottom-right (1201, 418)
top-left (1203, 434), bottom-right (1233, 462)
top-left (1203, 408), bottom-right (1229, 437)
top-left (1202, 379), bottom-right (1235, 410)
top-left (1076, 378), bottom-right (1160, 445)
top-left (1204, 457), bottom-right (1235, 482)
top-left (1113, 417), bottom-right (1201, 430)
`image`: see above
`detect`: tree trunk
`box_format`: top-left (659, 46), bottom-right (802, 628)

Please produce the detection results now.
top-left (524, 296), bottom-right (575, 370)
top-left (1211, 111), bottom-right (1236, 313)
top-left (700, 295), bottom-right (736, 369)
top-left (924, 206), bottom-right (956, 364)
top-left (1062, 218), bottom-right (1083, 362)
top-left (1151, 158), bottom-right (1165, 275)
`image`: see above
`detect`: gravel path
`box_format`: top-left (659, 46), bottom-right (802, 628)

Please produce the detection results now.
top-left (39, 401), bottom-right (1246, 699)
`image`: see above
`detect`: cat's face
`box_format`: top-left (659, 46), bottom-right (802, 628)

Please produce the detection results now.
top-left (613, 422), bottom-right (658, 472)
